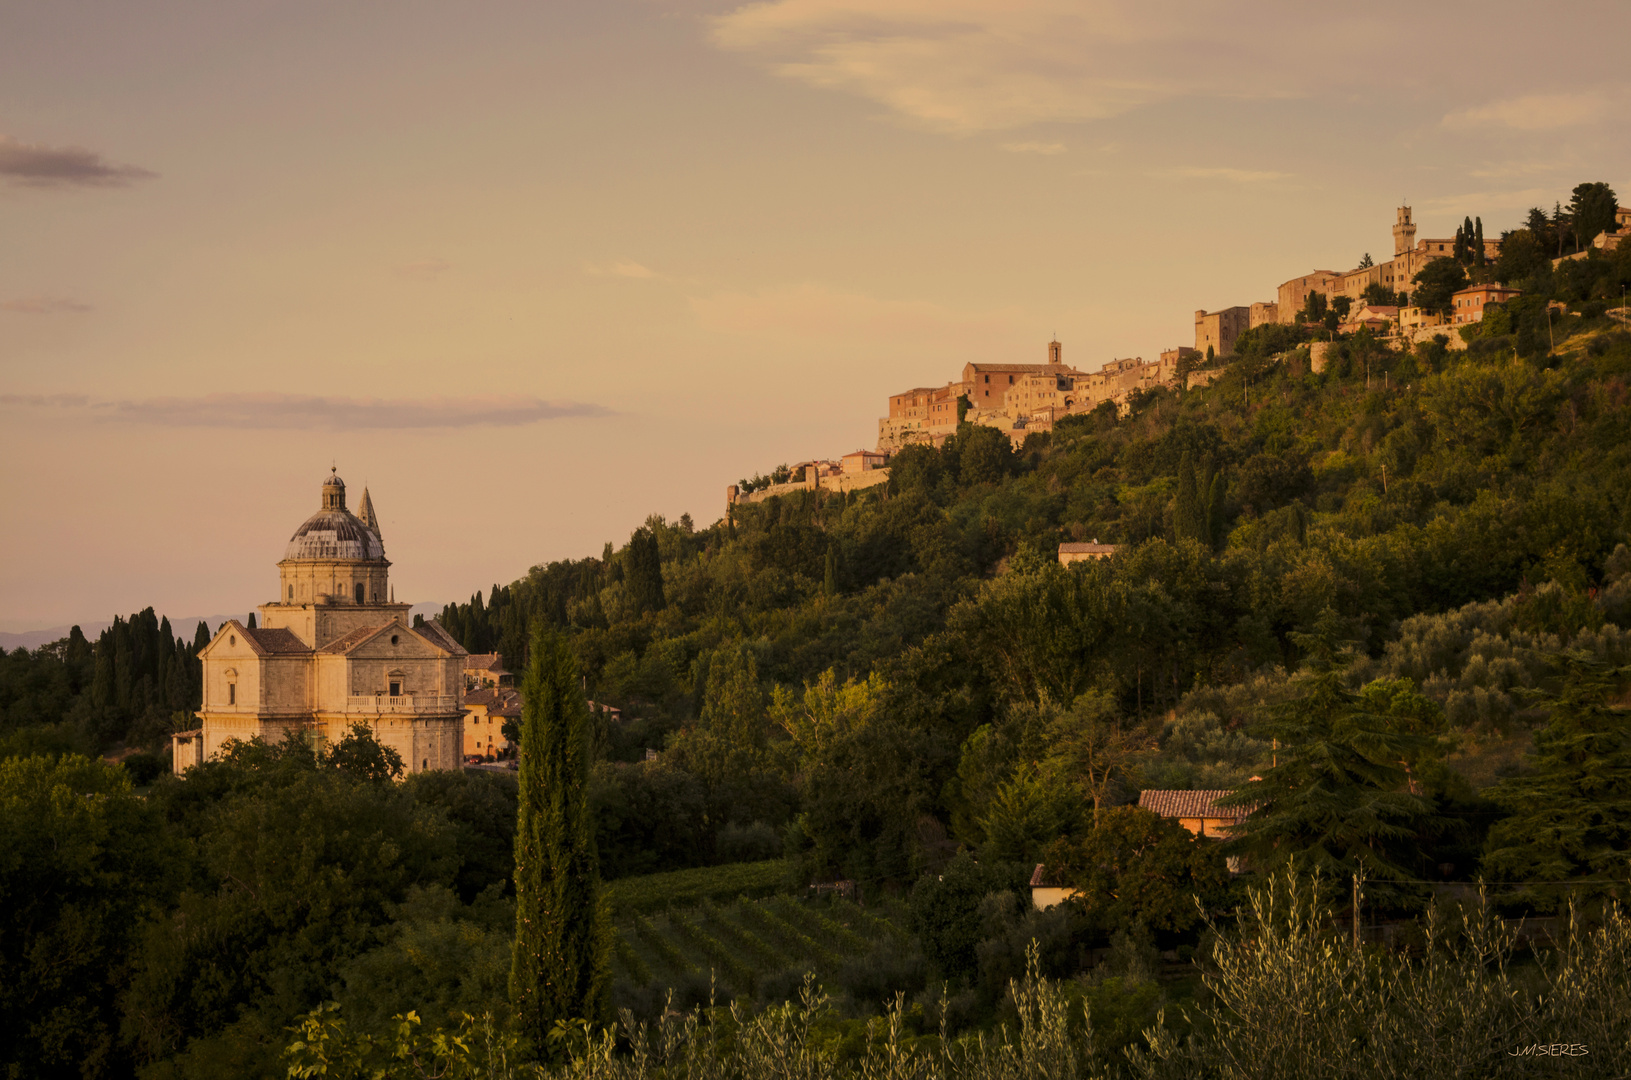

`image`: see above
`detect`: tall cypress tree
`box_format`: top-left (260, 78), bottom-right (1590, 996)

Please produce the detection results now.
top-left (625, 528), bottom-right (665, 615)
top-left (1174, 451), bottom-right (1200, 542)
top-left (510, 627), bottom-right (609, 1053)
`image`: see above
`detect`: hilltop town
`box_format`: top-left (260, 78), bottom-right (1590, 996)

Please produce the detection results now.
top-left (725, 196), bottom-right (1629, 511)
top-left (871, 201), bottom-right (1631, 458)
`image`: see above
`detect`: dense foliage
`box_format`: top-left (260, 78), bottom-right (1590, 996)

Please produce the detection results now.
top-left (288, 871), bottom-right (1631, 1080)
top-left (6, 187), bottom-right (1631, 1076)
top-left (0, 610), bottom-right (207, 761)
top-left (431, 235), bottom-right (1631, 903)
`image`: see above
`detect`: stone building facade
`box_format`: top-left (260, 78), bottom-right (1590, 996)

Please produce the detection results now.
top-left (173, 472), bottom-right (466, 776)
top-left (1194, 306), bottom-right (1249, 357)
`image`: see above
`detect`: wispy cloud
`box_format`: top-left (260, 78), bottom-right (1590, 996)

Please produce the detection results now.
top-left (0, 134), bottom-right (156, 188)
top-left (708, 0), bottom-right (1369, 134)
top-left (397, 257), bottom-right (451, 279)
top-left (585, 260), bottom-right (659, 279)
top-left (690, 282), bottom-right (1022, 346)
top-left (1418, 187), bottom-right (1553, 214)
top-left (1443, 92), bottom-right (1608, 131)
top-left (0, 295), bottom-right (93, 314)
top-left (1154, 166), bottom-right (1291, 184)
top-left (0, 392), bottom-right (610, 430)
top-left (1002, 141), bottom-right (1066, 155)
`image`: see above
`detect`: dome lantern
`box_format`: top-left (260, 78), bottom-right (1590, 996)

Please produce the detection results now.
top-left (321, 467), bottom-right (346, 511)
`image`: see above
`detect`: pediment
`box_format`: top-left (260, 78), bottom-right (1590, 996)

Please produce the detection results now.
top-left (323, 621), bottom-right (453, 660)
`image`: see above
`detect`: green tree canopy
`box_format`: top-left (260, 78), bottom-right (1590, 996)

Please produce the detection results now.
top-left (1411, 258), bottom-right (1469, 317)
top-left (510, 627), bottom-right (610, 1052)
top-left (1221, 620), bottom-right (1442, 894)
top-left (1482, 653), bottom-right (1631, 911)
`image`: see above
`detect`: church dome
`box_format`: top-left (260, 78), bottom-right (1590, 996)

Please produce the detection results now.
top-left (282, 471), bottom-right (385, 561)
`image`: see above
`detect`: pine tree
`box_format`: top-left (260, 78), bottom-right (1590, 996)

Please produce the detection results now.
top-left (510, 627), bottom-right (609, 1053)
top-left (1483, 654), bottom-right (1631, 910)
top-left (1221, 616), bottom-right (1439, 894)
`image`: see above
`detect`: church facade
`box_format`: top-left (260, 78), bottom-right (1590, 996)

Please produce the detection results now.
top-left (172, 471), bottom-right (467, 775)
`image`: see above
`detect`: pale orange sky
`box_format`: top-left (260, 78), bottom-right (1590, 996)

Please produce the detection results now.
top-left (3, 0), bottom-right (1628, 630)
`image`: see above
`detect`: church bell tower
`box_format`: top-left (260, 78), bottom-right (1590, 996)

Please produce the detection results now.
top-left (1393, 206), bottom-right (1417, 256)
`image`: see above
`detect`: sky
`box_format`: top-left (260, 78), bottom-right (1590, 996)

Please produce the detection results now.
top-left (2, 0), bottom-right (1628, 632)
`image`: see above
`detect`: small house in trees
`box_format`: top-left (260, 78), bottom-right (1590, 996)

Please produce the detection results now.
top-left (1137, 789), bottom-right (1251, 839)
top-left (463, 653), bottom-right (513, 690)
top-left (1449, 284), bottom-right (1521, 325)
top-left (1029, 863), bottom-right (1079, 911)
top-left (463, 686), bottom-right (521, 759)
top-left (1057, 541), bottom-right (1119, 565)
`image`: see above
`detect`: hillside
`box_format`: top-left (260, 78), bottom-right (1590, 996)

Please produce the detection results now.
top-left (434, 236), bottom-right (1631, 891)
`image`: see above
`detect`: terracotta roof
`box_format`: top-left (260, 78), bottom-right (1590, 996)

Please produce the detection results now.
top-left (464, 688), bottom-right (500, 707)
top-left (317, 624), bottom-right (389, 655)
top-left (1138, 789), bottom-right (1254, 820)
top-left (241, 626), bottom-right (312, 655)
top-left (1059, 542), bottom-right (1118, 554)
top-left (464, 652), bottom-right (504, 671)
top-left (415, 619), bottom-right (466, 655)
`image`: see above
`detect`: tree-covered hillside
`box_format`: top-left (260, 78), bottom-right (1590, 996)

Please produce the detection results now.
top-left (435, 235), bottom-right (1631, 889)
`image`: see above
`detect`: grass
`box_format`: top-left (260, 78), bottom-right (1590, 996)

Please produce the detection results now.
top-left (603, 859), bottom-right (791, 916)
top-left (611, 893), bottom-right (905, 1003)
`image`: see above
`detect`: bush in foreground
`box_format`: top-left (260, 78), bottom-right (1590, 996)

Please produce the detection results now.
top-left (287, 870), bottom-right (1631, 1079)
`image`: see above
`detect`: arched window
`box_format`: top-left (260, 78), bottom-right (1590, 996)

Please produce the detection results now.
top-left (355, 582), bottom-right (364, 603)
top-left (288, 585), bottom-right (295, 601)
top-left (228, 683), bottom-right (236, 705)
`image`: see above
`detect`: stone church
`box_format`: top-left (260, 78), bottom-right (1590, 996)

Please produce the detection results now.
top-left (172, 470), bottom-right (466, 774)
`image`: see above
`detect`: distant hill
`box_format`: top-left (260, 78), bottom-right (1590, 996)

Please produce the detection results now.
top-left (0, 602), bottom-right (445, 652)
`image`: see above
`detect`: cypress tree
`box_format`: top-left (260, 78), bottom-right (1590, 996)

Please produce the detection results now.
top-left (626, 528), bottom-right (665, 615)
top-left (246, 613), bottom-right (257, 629)
top-left (1174, 451), bottom-right (1200, 541)
top-left (510, 627), bottom-right (609, 1053)
top-left (823, 546), bottom-right (837, 598)
top-left (1204, 471), bottom-right (1227, 551)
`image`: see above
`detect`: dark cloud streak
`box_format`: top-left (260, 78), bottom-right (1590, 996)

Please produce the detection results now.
top-left (1, 295), bottom-right (94, 314)
top-left (0, 392), bottom-right (610, 430)
top-left (0, 135), bottom-right (157, 188)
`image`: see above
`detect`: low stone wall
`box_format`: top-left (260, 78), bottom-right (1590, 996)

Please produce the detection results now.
top-left (731, 467), bottom-right (890, 508)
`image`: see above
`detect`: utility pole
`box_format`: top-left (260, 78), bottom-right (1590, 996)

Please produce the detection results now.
top-left (1352, 871), bottom-right (1364, 950)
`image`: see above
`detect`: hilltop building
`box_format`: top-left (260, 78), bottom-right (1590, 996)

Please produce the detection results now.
top-left (876, 339), bottom-right (1221, 451)
top-left (1274, 207), bottom-right (1503, 321)
top-left (171, 471), bottom-right (467, 776)
top-left (1194, 306), bottom-right (1249, 357)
